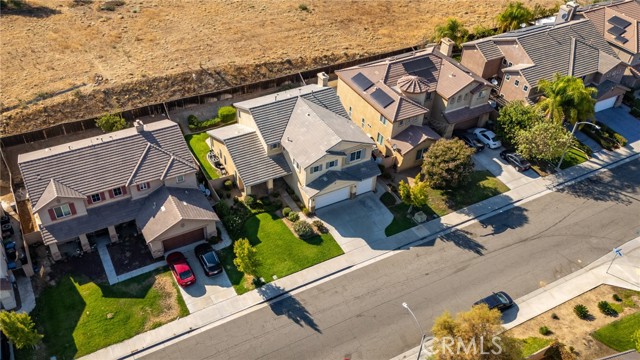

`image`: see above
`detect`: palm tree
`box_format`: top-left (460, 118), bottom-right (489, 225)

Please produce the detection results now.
top-left (536, 73), bottom-right (598, 124)
top-left (434, 17), bottom-right (469, 47)
top-left (496, 1), bottom-right (533, 32)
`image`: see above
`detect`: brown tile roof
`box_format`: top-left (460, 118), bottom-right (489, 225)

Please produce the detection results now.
top-left (443, 103), bottom-right (494, 124)
top-left (390, 125), bottom-right (441, 154)
top-left (582, 0), bottom-right (640, 55)
top-left (397, 75), bottom-right (430, 93)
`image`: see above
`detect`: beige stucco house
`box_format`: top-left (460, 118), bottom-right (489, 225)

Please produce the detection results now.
top-left (207, 76), bottom-right (380, 212)
top-left (335, 43), bottom-right (493, 171)
top-left (18, 120), bottom-right (219, 260)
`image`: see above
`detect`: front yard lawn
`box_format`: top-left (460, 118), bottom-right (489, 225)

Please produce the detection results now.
top-left (384, 171), bottom-right (509, 236)
top-left (592, 312), bottom-right (640, 352)
top-left (519, 337), bottom-right (554, 358)
top-left (221, 212), bottom-right (343, 294)
top-left (23, 269), bottom-right (188, 359)
top-left (560, 148), bottom-right (589, 170)
top-left (185, 132), bottom-right (219, 179)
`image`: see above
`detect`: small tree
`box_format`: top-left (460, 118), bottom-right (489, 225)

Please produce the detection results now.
top-left (537, 73), bottom-right (597, 124)
top-left (495, 101), bottom-right (542, 147)
top-left (0, 311), bottom-right (43, 349)
top-left (471, 25), bottom-right (496, 39)
top-left (218, 106), bottom-right (237, 123)
top-left (421, 139), bottom-right (475, 189)
top-left (515, 119), bottom-right (573, 162)
top-left (233, 238), bottom-right (260, 277)
top-left (96, 113), bottom-right (127, 132)
top-left (293, 220), bottom-right (314, 239)
top-left (496, 1), bottom-right (533, 32)
top-left (434, 17), bottom-right (469, 47)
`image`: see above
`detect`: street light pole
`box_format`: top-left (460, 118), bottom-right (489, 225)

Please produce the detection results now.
top-left (556, 121), bottom-right (601, 171)
top-left (402, 302), bottom-right (427, 360)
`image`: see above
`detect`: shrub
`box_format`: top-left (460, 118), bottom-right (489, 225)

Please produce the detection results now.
top-left (271, 191), bottom-right (280, 197)
top-left (187, 114), bottom-right (199, 126)
top-left (282, 207), bottom-right (292, 217)
top-left (380, 192), bottom-right (396, 207)
top-left (598, 300), bottom-right (618, 316)
top-left (96, 113), bottom-right (127, 132)
top-left (224, 180), bottom-right (233, 190)
top-left (551, 313), bottom-right (559, 320)
top-left (244, 195), bottom-right (256, 208)
top-left (293, 220), bottom-right (314, 238)
top-left (218, 106), bottom-right (237, 123)
top-left (421, 138), bottom-right (475, 189)
top-left (214, 201), bottom-right (231, 218)
top-left (312, 220), bottom-right (328, 233)
top-left (573, 304), bottom-right (590, 319)
top-left (572, 141), bottom-right (593, 157)
top-left (613, 293), bottom-right (622, 302)
top-left (225, 192), bottom-right (231, 199)
top-left (298, 3), bottom-right (309, 11)
top-left (260, 196), bottom-right (271, 206)
top-left (302, 207), bottom-right (312, 216)
top-left (233, 196), bottom-right (239, 203)
top-left (539, 326), bottom-right (552, 336)
top-left (288, 211), bottom-right (299, 222)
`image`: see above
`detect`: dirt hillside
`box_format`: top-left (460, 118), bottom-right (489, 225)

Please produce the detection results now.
top-left (0, 0), bottom-right (555, 136)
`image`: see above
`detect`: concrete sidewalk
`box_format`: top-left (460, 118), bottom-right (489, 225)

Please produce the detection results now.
top-left (392, 236), bottom-right (640, 360)
top-left (82, 139), bottom-right (640, 360)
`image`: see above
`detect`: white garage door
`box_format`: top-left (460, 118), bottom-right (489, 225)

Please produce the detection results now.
top-left (356, 177), bottom-right (375, 195)
top-left (595, 97), bottom-right (617, 112)
top-left (314, 186), bottom-right (350, 209)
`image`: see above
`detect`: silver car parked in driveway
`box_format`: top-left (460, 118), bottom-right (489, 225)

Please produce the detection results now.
top-left (472, 128), bottom-right (502, 149)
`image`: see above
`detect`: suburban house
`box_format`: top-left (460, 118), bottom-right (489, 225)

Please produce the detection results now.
top-left (207, 75), bottom-right (380, 211)
top-left (335, 43), bottom-right (493, 171)
top-left (17, 120), bottom-right (219, 261)
top-left (460, 18), bottom-right (628, 112)
top-left (577, 0), bottom-right (640, 88)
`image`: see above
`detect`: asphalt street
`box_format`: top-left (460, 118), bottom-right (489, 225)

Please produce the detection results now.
top-left (143, 159), bottom-right (640, 360)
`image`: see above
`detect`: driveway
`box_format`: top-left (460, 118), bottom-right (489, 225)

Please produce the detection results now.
top-left (473, 148), bottom-right (539, 189)
top-left (595, 106), bottom-right (640, 143)
top-left (166, 241), bottom-right (236, 313)
top-left (315, 192), bottom-right (392, 251)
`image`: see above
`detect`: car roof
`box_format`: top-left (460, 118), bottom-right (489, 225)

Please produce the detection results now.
top-left (476, 294), bottom-right (501, 308)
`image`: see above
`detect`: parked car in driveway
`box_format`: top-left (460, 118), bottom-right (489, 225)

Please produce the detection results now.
top-left (454, 132), bottom-right (485, 152)
top-left (474, 291), bottom-right (514, 312)
top-left (472, 128), bottom-right (502, 149)
top-left (195, 243), bottom-right (223, 277)
top-left (500, 150), bottom-right (531, 172)
top-left (166, 252), bottom-right (196, 287)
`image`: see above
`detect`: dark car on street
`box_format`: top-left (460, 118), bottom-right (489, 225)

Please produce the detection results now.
top-left (474, 291), bottom-right (514, 311)
top-left (195, 243), bottom-right (223, 277)
top-left (454, 132), bottom-right (485, 152)
top-left (500, 150), bottom-right (531, 172)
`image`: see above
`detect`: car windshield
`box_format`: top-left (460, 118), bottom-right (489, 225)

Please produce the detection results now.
top-left (487, 134), bottom-right (496, 141)
top-left (496, 293), bottom-right (509, 304)
top-left (179, 270), bottom-right (193, 280)
top-left (203, 252), bottom-right (219, 266)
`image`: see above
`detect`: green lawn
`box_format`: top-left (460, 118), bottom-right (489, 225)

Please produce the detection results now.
top-left (23, 270), bottom-right (188, 359)
top-left (560, 147), bottom-right (589, 170)
top-left (519, 337), bottom-right (554, 358)
top-left (185, 132), bottom-right (219, 179)
top-left (592, 312), bottom-right (640, 351)
top-left (384, 171), bottom-right (509, 236)
top-left (221, 212), bottom-right (344, 294)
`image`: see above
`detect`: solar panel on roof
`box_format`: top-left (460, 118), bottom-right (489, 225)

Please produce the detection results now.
top-left (607, 25), bottom-right (626, 37)
top-left (614, 35), bottom-right (629, 44)
top-left (370, 88), bottom-right (394, 108)
top-left (351, 72), bottom-right (374, 91)
top-left (402, 59), bottom-right (430, 74)
top-left (608, 15), bottom-right (631, 29)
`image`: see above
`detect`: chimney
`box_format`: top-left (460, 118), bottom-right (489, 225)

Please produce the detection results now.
top-left (439, 37), bottom-right (454, 57)
top-left (317, 72), bottom-right (329, 87)
top-left (134, 119), bottom-right (144, 133)
top-left (555, 2), bottom-right (578, 24)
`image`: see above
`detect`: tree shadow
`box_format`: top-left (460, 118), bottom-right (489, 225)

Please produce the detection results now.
top-left (0, 0), bottom-right (61, 18)
top-left (438, 229), bottom-right (487, 255)
top-left (555, 161), bottom-right (640, 204)
top-left (477, 206), bottom-right (529, 236)
top-left (257, 282), bottom-right (322, 333)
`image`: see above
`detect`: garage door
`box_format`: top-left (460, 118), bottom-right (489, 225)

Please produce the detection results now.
top-left (314, 186), bottom-right (350, 209)
top-left (356, 177), bottom-right (375, 195)
top-left (595, 97), bottom-right (617, 112)
top-left (162, 227), bottom-right (205, 251)
top-left (455, 118), bottom-right (479, 130)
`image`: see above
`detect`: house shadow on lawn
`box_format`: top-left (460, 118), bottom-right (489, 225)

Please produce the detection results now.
top-left (257, 283), bottom-right (322, 333)
top-left (97, 270), bottom-right (157, 299)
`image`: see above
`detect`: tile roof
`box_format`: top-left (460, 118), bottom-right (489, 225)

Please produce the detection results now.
top-left (582, 0), bottom-right (640, 55)
top-left (443, 103), bottom-right (495, 124)
top-left (33, 179), bottom-right (86, 212)
top-left (390, 125), bottom-right (441, 154)
top-left (18, 120), bottom-right (198, 210)
top-left (476, 41), bottom-right (504, 60)
top-left (208, 124), bottom-right (291, 187)
top-left (596, 79), bottom-right (628, 100)
top-left (136, 187), bottom-right (219, 243)
top-left (302, 160), bottom-right (380, 197)
top-left (282, 98), bottom-right (374, 169)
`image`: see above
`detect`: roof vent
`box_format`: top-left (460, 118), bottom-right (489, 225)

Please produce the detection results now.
top-left (134, 119), bottom-right (144, 133)
top-left (152, 202), bottom-right (156, 209)
top-left (182, 201), bottom-right (187, 206)
top-left (160, 206), bottom-right (166, 211)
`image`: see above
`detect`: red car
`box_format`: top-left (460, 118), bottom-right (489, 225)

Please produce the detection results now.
top-left (166, 252), bottom-right (196, 287)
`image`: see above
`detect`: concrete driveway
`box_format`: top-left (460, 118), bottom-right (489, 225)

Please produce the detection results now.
top-left (315, 192), bottom-right (392, 251)
top-left (595, 106), bottom-right (640, 143)
top-left (473, 148), bottom-right (539, 189)
top-left (166, 241), bottom-right (236, 313)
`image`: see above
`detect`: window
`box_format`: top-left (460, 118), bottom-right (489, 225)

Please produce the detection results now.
top-left (270, 142), bottom-right (280, 149)
top-left (361, 118), bottom-right (365, 128)
top-left (326, 160), bottom-right (338, 169)
top-left (463, 93), bottom-right (469, 101)
top-left (176, 175), bottom-right (185, 183)
top-left (224, 155), bottom-right (227, 165)
top-left (310, 164), bottom-right (323, 174)
top-left (479, 90), bottom-right (486, 98)
top-left (53, 204), bottom-right (72, 219)
top-left (399, 120), bottom-right (405, 127)
top-left (505, 74), bottom-right (511, 81)
top-left (508, 62), bottom-right (513, 67)
top-left (502, 58), bottom-right (508, 65)
top-left (415, 148), bottom-right (427, 161)
top-left (380, 115), bottom-right (387, 125)
top-left (349, 107), bottom-right (352, 117)
top-left (238, 111), bottom-right (242, 119)
top-left (293, 160), bottom-right (300, 170)
top-left (523, 85), bottom-right (529, 92)
top-left (377, 133), bottom-right (384, 145)
top-left (514, 80), bottom-right (520, 87)
top-left (350, 150), bottom-right (363, 162)
top-left (457, 95), bottom-right (462, 103)
top-left (425, 92), bottom-right (432, 100)
top-left (139, 182), bottom-right (149, 190)
top-left (90, 193), bottom-right (102, 203)
top-left (112, 187), bottom-right (123, 197)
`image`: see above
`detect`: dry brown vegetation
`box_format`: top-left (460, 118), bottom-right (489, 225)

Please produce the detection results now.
top-left (0, 0), bottom-right (556, 136)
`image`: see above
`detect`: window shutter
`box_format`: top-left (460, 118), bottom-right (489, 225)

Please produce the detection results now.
top-left (100, 192), bottom-right (106, 200)
top-left (69, 203), bottom-right (77, 215)
top-left (122, 186), bottom-right (128, 195)
top-left (108, 189), bottom-right (114, 198)
top-left (145, 182), bottom-right (150, 188)
top-left (48, 209), bottom-right (56, 221)
top-left (87, 196), bottom-right (93, 205)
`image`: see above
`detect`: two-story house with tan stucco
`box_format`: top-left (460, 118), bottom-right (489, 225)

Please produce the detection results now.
top-left (17, 120), bottom-right (219, 261)
top-left (207, 75), bottom-right (379, 212)
top-left (335, 43), bottom-right (494, 171)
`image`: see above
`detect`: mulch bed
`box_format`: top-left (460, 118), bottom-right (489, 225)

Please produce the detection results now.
top-left (107, 236), bottom-right (162, 275)
top-left (48, 251), bottom-right (106, 284)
